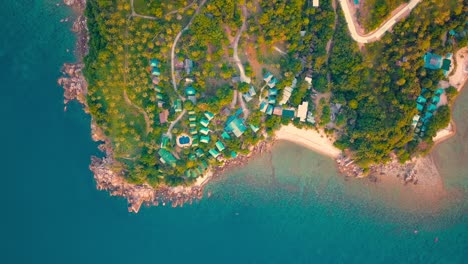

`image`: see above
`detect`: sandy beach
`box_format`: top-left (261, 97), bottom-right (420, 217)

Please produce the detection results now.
top-left (275, 125), bottom-right (341, 158)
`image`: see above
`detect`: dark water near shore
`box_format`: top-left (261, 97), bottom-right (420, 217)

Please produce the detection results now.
top-left (1, 1), bottom-right (467, 263)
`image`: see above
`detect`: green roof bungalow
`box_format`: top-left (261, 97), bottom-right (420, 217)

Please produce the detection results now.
top-left (160, 135), bottom-right (170, 148)
top-left (200, 118), bottom-right (210, 127)
top-left (442, 59), bottom-right (451, 71)
top-left (200, 135), bottom-right (210, 144)
top-left (221, 131), bottom-right (231, 140)
top-left (416, 103), bottom-right (424, 112)
top-left (154, 86), bottom-right (162, 93)
top-left (282, 109), bottom-right (295, 119)
top-left (204, 111), bottom-right (215, 121)
top-left (156, 93), bottom-right (163, 100)
top-left (195, 148), bottom-right (204, 157)
top-left (150, 59), bottom-right (159, 67)
top-left (189, 122), bottom-right (197, 128)
top-left (200, 160), bottom-right (208, 170)
top-left (449, 29), bottom-right (456, 36)
top-left (268, 96), bottom-right (276, 105)
top-left (189, 115), bottom-right (197, 122)
top-left (200, 127), bottom-right (210, 135)
top-left (209, 149), bottom-right (220, 158)
top-left (435, 88), bottom-right (444, 96)
top-left (215, 141), bottom-right (226, 152)
top-left (250, 124), bottom-right (260, 133)
top-left (188, 110), bottom-right (196, 115)
top-left (174, 99), bottom-right (183, 112)
top-left (269, 88), bottom-right (278, 96)
top-left (423, 52), bottom-right (443, 70)
top-left (266, 105), bottom-right (274, 115)
top-left (259, 101), bottom-right (268, 113)
top-left (151, 67), bottom-right (161, 76)
top-left (432, 96), bottom-right (440, 104)
top-left (249, 85), bottom-right (257, 96)
top-left (416, 95), bottom-right (427, 104)
top-left (428, 104), bottom-right (437, 112)
top-left (231, 151), bottom-right (237, 159)
top-left (185, 86), bottom-right (196, 96)
top-left (268, 77), bottom-right (278, 88)
top-left (225, 116), bottom-right (247, 138)
top-left (158, 149), bottom-right (177, 167)
top-left (263, 72), bottom-right (273, 82)
top-left (190, 129), bottom-right (198, 135)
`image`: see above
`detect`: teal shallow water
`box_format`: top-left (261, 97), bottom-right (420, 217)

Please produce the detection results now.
top-left (1, 1), bottom-right (467, 263)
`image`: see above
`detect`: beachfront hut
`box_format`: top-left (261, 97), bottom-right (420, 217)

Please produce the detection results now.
top-left (231, 151), bottom-right (238, 159)
top-left (215, 141), bottom-right (226, 152)
top-left (200, 136), bottom-right (210, 144)
top-left (442, 59), bottom-right (452, 71)
top-left (209, 149), bottom-right (220, 158)
top-left (204, 111), bottom-right (215, 121)
top-left (307, 113), bottom-right (316, 124)
top-left (297, 101), bottom-right (309, 122)
top-left (200, 118), bottom-right (210, 127)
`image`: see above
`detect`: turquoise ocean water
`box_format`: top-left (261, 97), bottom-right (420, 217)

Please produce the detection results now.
top-left (1, 1), bottom-right (467, 263)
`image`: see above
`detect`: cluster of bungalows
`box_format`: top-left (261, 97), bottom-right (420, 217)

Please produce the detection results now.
top-left (413, 88), bottom-right (445, 137)
top-left (149, 59), bottom-right (171, 125)
top-left (259, 73), bottom-right (314, 124)
top-left (158, 135), bottom-right (178, 168)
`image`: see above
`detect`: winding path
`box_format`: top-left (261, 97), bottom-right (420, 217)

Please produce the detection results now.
top-left (129, 0), bottom-right (158, 20)
top-left (338, 0), bottom-right (422, 43)
top-left (165, 109), bottom-right (187, 139)
top-left (171, 0), bottom-right (207, 96)
top-left (232, 5), bottom-right (250, 84)
top-left (123, 89), bottom-right (151, 135)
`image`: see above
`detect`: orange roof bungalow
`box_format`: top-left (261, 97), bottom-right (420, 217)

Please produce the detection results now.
top-left (159, 109), bottom-right (169, 124)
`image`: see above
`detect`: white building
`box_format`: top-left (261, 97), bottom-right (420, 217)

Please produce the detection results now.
top-left (313, 0), bottom-right (319, 7)
top-left (297, 101), bottom-right (309, 122)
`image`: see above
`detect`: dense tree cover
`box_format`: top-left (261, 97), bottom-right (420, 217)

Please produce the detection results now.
top-left (83, 0), bottom-right (467, 186)
top-left (332, 0), bottom-right (466, 166)
top-left (359, 0), bottom-right (409, 30)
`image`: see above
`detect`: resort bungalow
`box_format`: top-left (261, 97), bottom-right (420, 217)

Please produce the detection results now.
top-left (313, 0), bottom-right (319, 7)
top-left (259, 101), bottom-right (268, 113)
top-left (279, 86), bottom-right (294, 105)
top-left (174, 99), bottom-right (182, 112)
top-left (200, 135), bottom-right (210, 144)
top-left (243, 93), bottom-right (253, 102)
top-left (423, 52), bottom-right (443, 70)
top-left (150, 59), bottom-right (159, 68)
top-left (189, 122), bottom-right (197, 128)
top-left (156, 93), bottom-right (163, 100)
top-left (266, 105), bottom-right (274, 115)
top-left (159, 109), bottom-right (169, 124)
top-left (297, 101), bottom-right (309, 122)
top-left (158, 149), bottom-right (177, 167)
top-left (263, 72), bottom-right (273, 83)
top-left (221, 131), bottom-right (231, 140)
top-left (231, 151), bottom-right (238, 158)
top-left (200, 127), bottom-right (210, 135)
top-left (250, 124), bottom-right (260, 133)
top-left (151, 67), bottom-right (161, 76)
top-left (190, 129), bottom-right (198, 135)
top-left (215, 141), bottom-right (226, 152)
top-left (185, 59), bottom-right (193, 74)
top-left (416, 95), bottom-right (427, 104)
top-left (268, 77), bottom-right (278, 88)
top-left (268, 96), bottom-right (277, 105)
top-left (209, 149), bottom-right (220, 159)
top-left (160, 134), bottom-right (170, 148)
top-left (154, 86), bottom-right (162, 93)
top-left (273, 106), bottom-right (283, 116)
top-left (189, 115), bottom-right (197, 122)
top-left (306, 113), bottom-right (316, 124)
top-left (185, 86), bottom-right (196, 97)
top-left (152, 76), bottom-right (160, 85)
top-left (204, 111), bottom-right (215, 121)
top-left (268, 88), bottom-right (278, 96)
top-left (195, 148), bottom-right (205, 158)
top-left (412, 115), bottom-right (421, 127)
top-left (200, 118), bottom-right (210, 127)
top-left (225, 115), bottom-right (247, 138)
